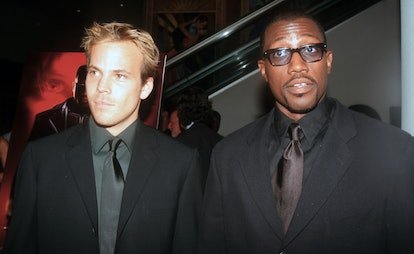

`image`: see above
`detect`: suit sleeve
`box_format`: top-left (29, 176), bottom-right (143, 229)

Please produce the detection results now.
top-left (172, 149), bottom-right (202, 254)
top-left (197, 148), bottom-right (227, 254)
top-left (386, 137), bottom-right (414, 253)
top-left (3, 145), bottom-right (38, 254)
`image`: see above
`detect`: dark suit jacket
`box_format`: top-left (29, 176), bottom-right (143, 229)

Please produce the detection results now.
top-left (4, 121), bottom-right (202, 254)
top-left (176, 122), bottom-right (222, 190)
top-left (198, 99), bottom-right (414, 254)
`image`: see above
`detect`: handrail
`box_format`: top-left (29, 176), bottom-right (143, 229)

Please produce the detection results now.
top-left (166, 0), bottom-right (286, 67)
top-left (164, 38), bottom-right (260, 97)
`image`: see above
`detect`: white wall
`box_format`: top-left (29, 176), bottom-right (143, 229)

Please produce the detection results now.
top-left (209, 70), bottom-right (265, 135)
top-left (327, 0), bottom-right (400, 125)
top-left (211, 0), bottom-right (401, 136)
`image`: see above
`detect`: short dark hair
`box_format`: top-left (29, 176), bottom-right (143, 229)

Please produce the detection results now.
top-left (260, 10), bottom-right (327, 52)
top-left (175, 87), bottom-right (212, 128)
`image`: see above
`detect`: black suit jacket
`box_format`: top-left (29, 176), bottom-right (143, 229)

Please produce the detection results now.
top-left (4, 121), bottom-right (202, 254)
top-left (198, 99), bottom-right (414, 254)
top-left (176, 122), bottom-right (222, 190)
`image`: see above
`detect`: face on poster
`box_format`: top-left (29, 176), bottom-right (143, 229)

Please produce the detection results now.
top-left (23, 52), bottom-right (87, 125)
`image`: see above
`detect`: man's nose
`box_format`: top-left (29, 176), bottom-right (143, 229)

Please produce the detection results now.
top-left (288, 52), bottom-right (309, 73)
top-left (97, 76), bottom-right (111, 93)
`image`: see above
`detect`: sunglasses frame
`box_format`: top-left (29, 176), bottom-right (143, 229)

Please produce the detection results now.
top-left (263, 43), bottom-right (327, 66)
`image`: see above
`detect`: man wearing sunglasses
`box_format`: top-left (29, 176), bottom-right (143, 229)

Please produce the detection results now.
top-left (198, 10), bottom-right (414, 254)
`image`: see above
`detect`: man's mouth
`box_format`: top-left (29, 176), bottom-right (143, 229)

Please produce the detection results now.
top-left (286, 82), bottom-right (313, 95)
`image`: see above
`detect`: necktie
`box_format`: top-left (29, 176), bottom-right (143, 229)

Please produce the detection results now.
top-left (272, 123), bottom-right (304, 234)
top-left (99, 137), bottom-right (124, 254)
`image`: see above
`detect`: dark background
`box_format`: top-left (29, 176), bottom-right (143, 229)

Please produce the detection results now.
top-left (1, 0), bottom-right (147, 133)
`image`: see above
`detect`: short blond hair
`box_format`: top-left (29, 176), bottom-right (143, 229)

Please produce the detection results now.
top-left (81, 22), bottom-right (160, 80)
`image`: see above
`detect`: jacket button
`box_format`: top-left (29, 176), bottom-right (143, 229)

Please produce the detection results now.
top-left (279, 251), bottom-right (287, 254)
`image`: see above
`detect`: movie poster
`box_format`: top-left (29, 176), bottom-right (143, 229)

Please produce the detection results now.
top-left (0, 52), bottom-right (165, 245)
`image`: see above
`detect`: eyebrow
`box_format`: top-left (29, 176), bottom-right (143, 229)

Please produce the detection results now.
top-left (112, 69), bottom-right (129, 73)
top-left (88, 66), bottom-right (132, 76)
top-left (87, 65), bottom-right (99, 71)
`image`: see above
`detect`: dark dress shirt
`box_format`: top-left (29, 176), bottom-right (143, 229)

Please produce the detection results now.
top-left (89, 118), bottom-right (137, 212)
top-left (269, 98), bottom-right (335, 183)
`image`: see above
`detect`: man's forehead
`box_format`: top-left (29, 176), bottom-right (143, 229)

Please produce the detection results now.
top-left (265, 17), bottom-right (324, 44)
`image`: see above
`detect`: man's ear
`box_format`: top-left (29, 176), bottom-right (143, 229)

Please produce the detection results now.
top-left (326, 50), bottom-right (333, 74)
top-left (257, 59), bottom-right (268, 82)
top-left (140, 77), bottom-right (154, 100)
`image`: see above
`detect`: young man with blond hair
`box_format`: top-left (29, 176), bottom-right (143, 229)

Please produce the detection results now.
top-left (4, 22), bottom-right (201, 254)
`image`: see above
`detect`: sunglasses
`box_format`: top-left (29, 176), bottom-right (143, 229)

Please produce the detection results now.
top-left (263, 43), bottom-right (327, 66)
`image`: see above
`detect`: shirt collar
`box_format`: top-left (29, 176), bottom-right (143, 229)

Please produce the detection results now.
top-left (90, 117), bottom-right (138, 154)
top-left (273, 98), bottom-right (334, 149)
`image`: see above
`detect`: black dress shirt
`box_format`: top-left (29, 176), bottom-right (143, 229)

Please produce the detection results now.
top-left (269, 98), bottom-right (335, 183)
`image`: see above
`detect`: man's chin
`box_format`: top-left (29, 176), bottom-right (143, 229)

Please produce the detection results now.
top-left (289, 107), bottom-right (315, 114)
top-left (287, 102), bottom-right (319, 114)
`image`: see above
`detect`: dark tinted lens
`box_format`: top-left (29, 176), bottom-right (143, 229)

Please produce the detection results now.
top-left (270, 48), bottom-right (291, 65)
top-left (263, 48), bottom-right (291, 66)
top-left (263, 43), bottom-right (326, 66)
top-left (300, 44), bottom-right (325, 62)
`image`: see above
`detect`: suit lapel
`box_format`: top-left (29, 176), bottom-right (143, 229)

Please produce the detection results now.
top-left (65, 123), bottom-right (98, 231)
top-left (240, 111), bottom-right (284, 240)
top-left (117, 123), bottom-right (158, 237)
top-left (285, 101), bottom-right (356, 244)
